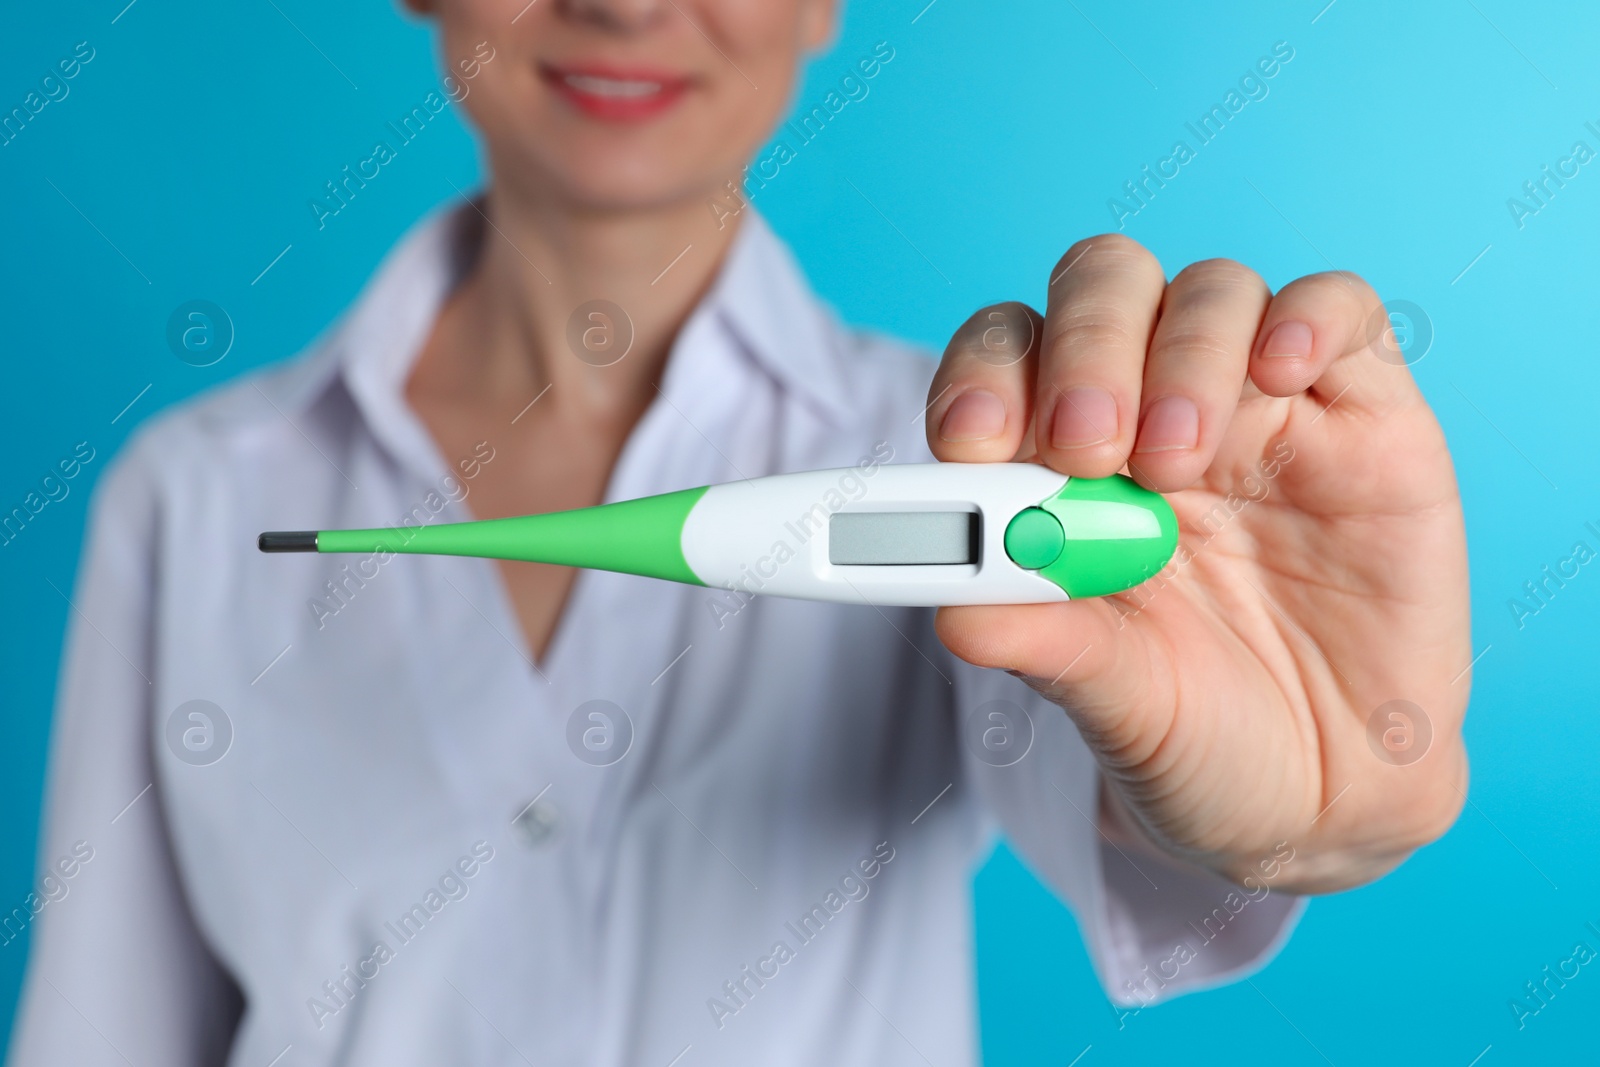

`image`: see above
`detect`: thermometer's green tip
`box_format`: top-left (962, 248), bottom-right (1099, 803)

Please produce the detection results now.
top-left (1006, 475), bottom-right (1178, 598)
top-left (276, 486), bottom-right (710, 586)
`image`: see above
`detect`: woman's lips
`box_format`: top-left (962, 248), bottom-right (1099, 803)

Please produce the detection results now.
top-left (539, 63), bottom-right (691, 122)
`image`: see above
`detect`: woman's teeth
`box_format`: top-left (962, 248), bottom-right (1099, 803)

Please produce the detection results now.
top-left (563, 74), bottom-right (663, 98)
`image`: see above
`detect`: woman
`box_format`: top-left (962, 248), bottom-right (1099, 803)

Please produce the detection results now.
top-left (10, 0), bottom-right (1469, 1064)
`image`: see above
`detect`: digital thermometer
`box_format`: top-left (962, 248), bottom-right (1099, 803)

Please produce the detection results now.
top-left (259, 463), bottom-right (1177, 606)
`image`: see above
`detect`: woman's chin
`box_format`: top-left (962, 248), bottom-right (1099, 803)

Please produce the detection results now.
top-left (499, 151), bottom-right (732, 216)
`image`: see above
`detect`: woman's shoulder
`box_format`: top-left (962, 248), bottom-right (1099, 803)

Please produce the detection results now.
top-left (825, 316), bottom-right (939, 419)
top-left (836, 321), bottom-right (936, 376)
top-left (97, 344), bottom-right (344, 508)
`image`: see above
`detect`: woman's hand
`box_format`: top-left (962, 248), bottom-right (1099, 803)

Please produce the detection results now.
top-left (926, 234), bottom-right (1470, 893)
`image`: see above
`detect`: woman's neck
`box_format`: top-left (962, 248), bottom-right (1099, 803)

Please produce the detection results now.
top-left (410, 175), bottom-right (744, 432)
top-left (401, 174), bottom-right (749, 664)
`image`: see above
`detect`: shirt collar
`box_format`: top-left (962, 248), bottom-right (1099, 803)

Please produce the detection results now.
top-left (702, 209), bottom-right (855, 423)
top-left (333, 198), bottom-right (481, 486)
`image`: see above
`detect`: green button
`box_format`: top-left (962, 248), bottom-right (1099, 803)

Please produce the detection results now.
top-left (1004, 507), bottom-right (1065, 570)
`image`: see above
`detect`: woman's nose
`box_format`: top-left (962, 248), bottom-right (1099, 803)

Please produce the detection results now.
top-left (555, 0), bottom-right (672, 33)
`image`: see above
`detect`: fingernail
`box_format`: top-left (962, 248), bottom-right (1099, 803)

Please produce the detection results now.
top-left (1050, 386), bottom-right (1118, 449)
top-left (1135, 395), bottom-right (1200, 453)
top-left (1261, 321), bottom-right (1314, 360)
top-left (939, 389), bottom-right (1007, 442)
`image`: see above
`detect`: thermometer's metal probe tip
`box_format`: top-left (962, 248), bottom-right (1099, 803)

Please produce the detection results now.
top-left (258, 531), bottom-right (318, 553)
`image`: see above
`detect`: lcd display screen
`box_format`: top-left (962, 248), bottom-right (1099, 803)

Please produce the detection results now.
top-left (828, 511), bottom-right (980, 565)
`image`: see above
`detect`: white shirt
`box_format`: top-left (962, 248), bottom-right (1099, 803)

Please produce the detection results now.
top-left (9, 203), bottom-right (1302, 1067)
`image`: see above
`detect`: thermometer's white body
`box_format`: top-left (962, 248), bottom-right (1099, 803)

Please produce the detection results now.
top-left (681, 462), bottom-right (1072, 607)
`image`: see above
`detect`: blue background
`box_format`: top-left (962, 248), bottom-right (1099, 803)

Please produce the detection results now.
top-left (3, 0), bottom-right (1597, 1063)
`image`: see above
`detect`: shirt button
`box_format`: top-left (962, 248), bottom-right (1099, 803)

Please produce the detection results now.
top-left (512, 796), bottom-right (560, 847)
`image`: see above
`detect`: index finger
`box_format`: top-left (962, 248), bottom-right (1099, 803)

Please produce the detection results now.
top-left (924, 301), bottom-right (1042, 463)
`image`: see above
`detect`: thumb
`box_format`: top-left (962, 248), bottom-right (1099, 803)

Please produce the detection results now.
top-left (934, 599), bottom-right (1174, 767)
